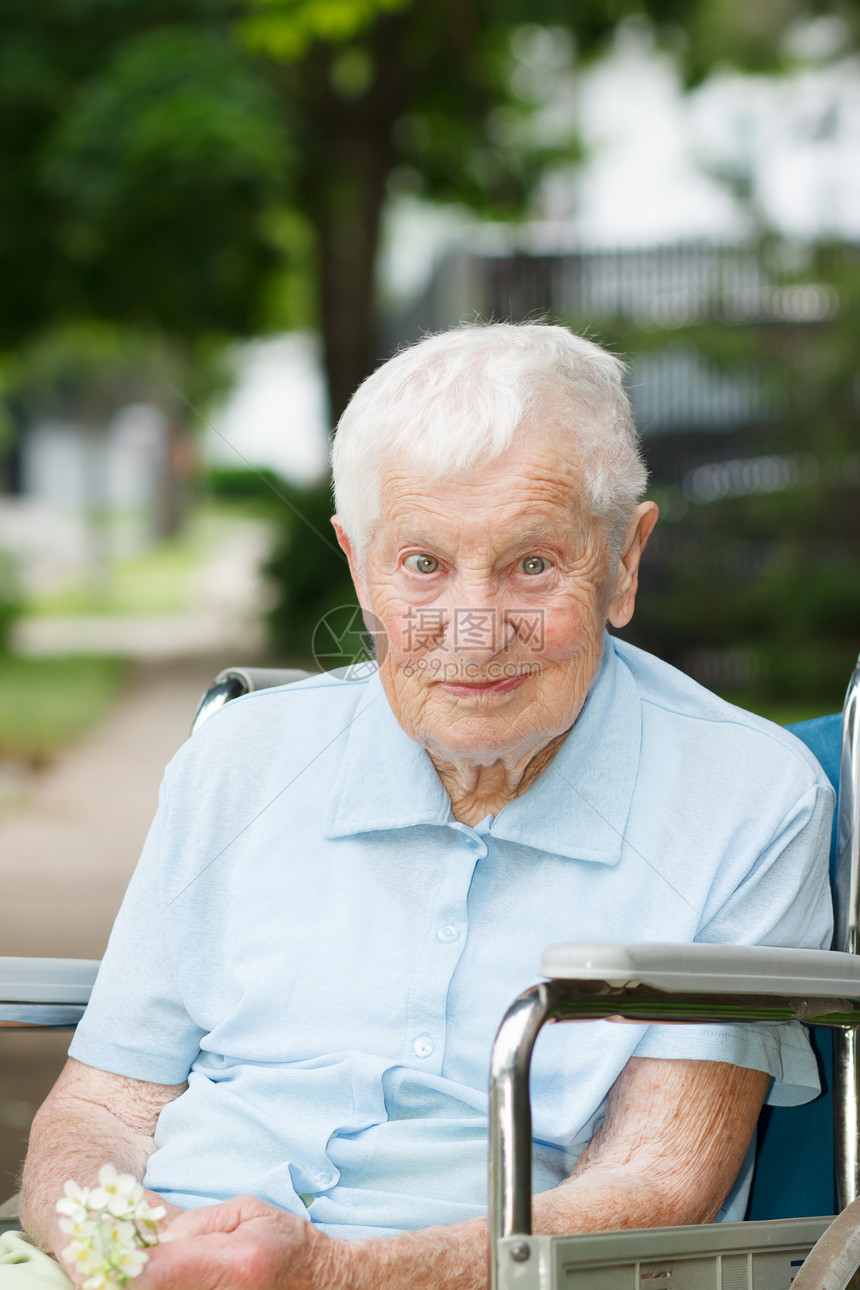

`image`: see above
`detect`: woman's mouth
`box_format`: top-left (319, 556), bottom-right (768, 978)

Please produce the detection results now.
top-left (438, 673), bottom-right (528, 699)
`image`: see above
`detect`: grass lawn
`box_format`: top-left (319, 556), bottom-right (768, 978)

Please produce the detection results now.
top-left (30, 524), bottom-right (208, 617)
top-left (0, 655), bottom-right (126, 764)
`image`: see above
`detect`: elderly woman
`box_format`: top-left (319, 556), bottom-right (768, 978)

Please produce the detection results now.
top-left (11, 323), bottom-right (832, 1290)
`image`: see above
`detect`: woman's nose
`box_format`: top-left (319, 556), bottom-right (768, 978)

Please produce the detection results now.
top-left (447, 604), bottom-right (514, 664)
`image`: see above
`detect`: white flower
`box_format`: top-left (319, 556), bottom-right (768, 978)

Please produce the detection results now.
top-left (99, 1165), bottom-right (143, 1202)
top-left (62, 1239), bottom-right (103, 1276)
top-left (57, 1167), bottom-right (162, 1287)
top-left (58, 1216), bottom-right (91, 1237)
top-left (63, 1180), bottom-right (91, 1205)
top-left (82, 1272), bottom-right (113, 1290)
top-left (105, 1195), bottom-right (133, 1219)
top-left (115, 1247), bottom-right (149, 1278)
top-left (98, 1215), bottom-right (137, 1245)
top-left (58, 1181), bottom-right (91, 1217)
top-left (56, 1199), bottom-right (89, 1223)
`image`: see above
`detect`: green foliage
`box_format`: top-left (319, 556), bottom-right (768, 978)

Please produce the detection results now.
top-left (258, 209), bottom-right (319, 331)
top-left (0, 549), bottom-right (25, 653)
top-left (263, 478), bottom-right (358, 664)
top-left (0, 322), bottom-right (228, 450)
top-left (601, 245), bottom-right (860, 714)
top-left (205, 466), bottom-right (290, 512)
top-left (4, 322), bottom-right (171, 417)
top-left (240, 0), bottom-right (414, 61)
top-left (668, 0), bottom-right (860, 84)
top-left (39, 26), bottom-right (288, 339)
top-left (2, 0), bottom-right (857, 423)
top-left (48, 30), bottom-right (285, 191)
top-left (0, 655), bottom-right (126, 764)
top-left (629, 485), bottom-right (860, 712)
top-left (0, 0), bottom-right (597, 418)
top-left (0, 0), bottom-right (728, 416)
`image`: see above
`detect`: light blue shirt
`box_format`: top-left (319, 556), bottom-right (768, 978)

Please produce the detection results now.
top-left (70, 635), bottom-right (834, 1235)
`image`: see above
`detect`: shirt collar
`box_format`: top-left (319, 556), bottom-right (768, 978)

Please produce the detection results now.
top-left (325, 672), bottom-right (452, 836)
top-left (487, 637), bottom-right (642, 865)
top-left (324, 635), bottom-right (642, 866)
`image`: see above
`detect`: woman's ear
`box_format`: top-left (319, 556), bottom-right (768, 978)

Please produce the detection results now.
top-left (607, 501), bottom-right (659, 629)
top-left (332, 517), bottom-right (369, 609)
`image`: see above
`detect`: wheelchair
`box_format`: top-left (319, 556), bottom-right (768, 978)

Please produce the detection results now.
top-left (1, 654), bottom-right (859, 1290)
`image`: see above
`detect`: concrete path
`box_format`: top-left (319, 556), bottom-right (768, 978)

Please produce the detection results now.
top-left (0, 658), bottom-right (221, 958)
top-left (0, 658), bottom-right (228, 1196)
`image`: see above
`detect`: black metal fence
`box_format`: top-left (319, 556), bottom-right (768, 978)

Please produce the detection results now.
top-left (480, 243), bottom-right (838, 330)
top-left (385, 239), bottom-right (846, 442)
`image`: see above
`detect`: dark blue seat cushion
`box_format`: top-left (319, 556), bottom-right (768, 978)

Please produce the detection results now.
top-left (746, 713), bottom-right (840, 1220)
top-left (789, 714), bottom-right (841, 882)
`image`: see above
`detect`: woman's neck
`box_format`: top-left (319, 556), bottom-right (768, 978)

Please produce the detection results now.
top-left (430, 732), bottom-right (568, 827)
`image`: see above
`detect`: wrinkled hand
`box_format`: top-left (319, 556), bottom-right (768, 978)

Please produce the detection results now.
top-left (134, 1195), bottom-right (350, 1290)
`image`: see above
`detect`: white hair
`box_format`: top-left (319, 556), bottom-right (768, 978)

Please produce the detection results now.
top-left (331, 321), bottom-right (647, 561)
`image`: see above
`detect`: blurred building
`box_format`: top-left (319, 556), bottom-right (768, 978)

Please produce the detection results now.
top-left (0, 402), bottom-right (177, 597)
top-left (388, 233), bottom-right (842, 446)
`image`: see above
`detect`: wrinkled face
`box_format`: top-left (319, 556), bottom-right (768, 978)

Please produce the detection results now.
top-left (336, 432), bottom-right (633, 770)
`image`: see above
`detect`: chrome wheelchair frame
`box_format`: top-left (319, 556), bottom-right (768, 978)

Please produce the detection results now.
top-left (487, 650), bottom-right (860, 1290)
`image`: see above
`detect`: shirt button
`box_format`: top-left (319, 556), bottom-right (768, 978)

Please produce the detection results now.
top-left (465, 836), bottom-right (482, 851)
top-left (413, 1035), bottom-right (434, 1058)
top-left (314, 1170), bottom-right (335, 1188)
top-left (437, 924), bottom-right (460, 943)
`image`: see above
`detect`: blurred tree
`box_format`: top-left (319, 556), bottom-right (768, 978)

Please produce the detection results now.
top-left (607, 243), bottom-right (860, 714)
top-left (239, 0), bottom-right (603, 418)
top-left (0, 0), bottom-right (577, 418)
top-left (0, 4), bottom-right (288, 346)
top-left (0, 548), bottom-right (24, 652)
top-left (3, 0), bottom-right (856, 662)
top-left (669, 0), bottom-right (860, 83)
top-left (1, 321), bottom-right (224, 585)
top-left (7, 0), bottom-right (852, 422)
top-left (0, 0), bottom-right (283, 550)
top-left (263, 479), bottom-right (358, 664)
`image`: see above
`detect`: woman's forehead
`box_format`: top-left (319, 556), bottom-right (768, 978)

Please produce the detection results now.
top-left (383, 432), bottom-right (582, 503)
top-left (371, 470), bottom-right (597, 557)
top-left (398, 452), bottom-right (578, 502)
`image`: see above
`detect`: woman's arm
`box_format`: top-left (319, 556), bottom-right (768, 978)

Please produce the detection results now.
top-left (20, 1057), bottom-right (186, 1276)
top-left (133, 1055), bottom-right (770, 1290)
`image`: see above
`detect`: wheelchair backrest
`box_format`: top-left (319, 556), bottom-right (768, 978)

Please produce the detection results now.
top-left (747, 713), bottom-right (841, 1220)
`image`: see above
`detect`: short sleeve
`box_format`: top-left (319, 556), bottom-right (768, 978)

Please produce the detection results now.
top-left (69, 773), bottom-right (206, 1084)
top-left (631, 781), bottom-right (835, 1106)
top-left (696, 783), bottom-right (834, 953)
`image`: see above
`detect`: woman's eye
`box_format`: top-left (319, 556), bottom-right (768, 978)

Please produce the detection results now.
top-left (520, 556), bottom-right (547, 576)
top-left (404, 554), bottom-right (440, 575)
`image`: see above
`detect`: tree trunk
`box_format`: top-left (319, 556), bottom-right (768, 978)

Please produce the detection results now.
top-left (287, 6), bottom-right (465, 425)
top-left (312, 133), bottom-right (392, 425)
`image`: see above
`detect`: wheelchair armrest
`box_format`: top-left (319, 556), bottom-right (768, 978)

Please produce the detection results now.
top-left (489, 941), bottom-right (860, 1288)
top-left (540, 942), bottom-right (860, 999)
top-left (0, 956), bottom-right (99, 1026)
